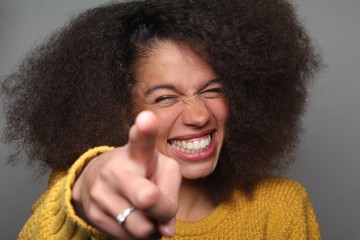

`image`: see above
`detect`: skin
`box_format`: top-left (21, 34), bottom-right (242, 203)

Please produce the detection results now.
top-left (72, 112), bottom-right (181, 239)
top-left (72, 41), bottom-right (228, 239)
top-left (133, 42), bottom-right (229, 221)
top-left (133, 42), bottom-right (228, 181)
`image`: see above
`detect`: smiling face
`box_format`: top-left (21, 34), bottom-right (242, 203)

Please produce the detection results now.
top-left (132, 41), bottom-right (228, 180)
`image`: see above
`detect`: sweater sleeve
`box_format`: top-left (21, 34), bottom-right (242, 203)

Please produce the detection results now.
top-left (18, 146), bottom-right (114, 240)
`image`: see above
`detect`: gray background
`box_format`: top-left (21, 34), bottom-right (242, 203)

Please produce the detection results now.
top-left (0, 0), bottom-right (359, 239)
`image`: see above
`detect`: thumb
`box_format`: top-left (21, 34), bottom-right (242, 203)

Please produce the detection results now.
top-left (127, 111), bottom-right (159, 177)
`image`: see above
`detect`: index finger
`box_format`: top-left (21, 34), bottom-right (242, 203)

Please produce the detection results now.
top-left (127, 111), bottom-right (159, 177)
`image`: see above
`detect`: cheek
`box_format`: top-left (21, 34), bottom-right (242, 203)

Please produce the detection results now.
top-left (207, 99), bottom-right (229, 125)
top-left (152, 106), bottom-right (182, 145)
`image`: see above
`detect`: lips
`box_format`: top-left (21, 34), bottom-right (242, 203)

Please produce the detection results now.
top-left (168, 131), bottom-right (217, 161)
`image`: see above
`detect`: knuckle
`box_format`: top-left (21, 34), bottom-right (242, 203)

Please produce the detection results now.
top-left (89, 188), bottom-right (101, 202)
top-left (99, 164), bottom-right (115, 181)
top-left (89, 191), bottom-right (101, 206)
top-left (87, 205), bottom-right (104, 226)
top-left (132, 223), bottom-right (156, 239)
top-left (89, 183), bottom-right (104, 203)
top-left (161, 200), bottom-right (178, 220)
top-left (134, 186), bottom-right (160, 209)
top-left (167, 198), bottom-right (179, 216)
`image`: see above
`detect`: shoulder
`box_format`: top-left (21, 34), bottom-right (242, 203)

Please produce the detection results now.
top-left (234, 176), bottom-right (312, 211)
top-left (255, 176), bottom-right (309, 199)
top-left (228, 177), bottom-right (320, 238)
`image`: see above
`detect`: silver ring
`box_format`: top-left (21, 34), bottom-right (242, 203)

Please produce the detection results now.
top-left (116, 206), bottom-right (136, 226)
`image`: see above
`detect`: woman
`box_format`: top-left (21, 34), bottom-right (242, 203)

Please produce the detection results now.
top-left (1, 0), bottom-right (322, 239)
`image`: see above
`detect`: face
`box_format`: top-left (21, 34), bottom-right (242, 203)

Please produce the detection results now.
top-left (133, 42), bottom-right (228, 180)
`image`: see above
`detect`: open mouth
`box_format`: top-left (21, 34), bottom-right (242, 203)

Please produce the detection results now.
top-left (169, 133), bottom-right (212, 154)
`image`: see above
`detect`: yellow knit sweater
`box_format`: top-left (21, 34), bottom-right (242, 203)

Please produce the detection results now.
top-left (18, 146), bottom-right (321, 239)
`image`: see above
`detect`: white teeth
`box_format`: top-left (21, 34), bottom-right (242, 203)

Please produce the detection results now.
top-left (200, 139), bottom-right (206, 148)
top-left (193, 141), bottom-right (200, 150)
top-left (170, 134), bottom-right (212, 153)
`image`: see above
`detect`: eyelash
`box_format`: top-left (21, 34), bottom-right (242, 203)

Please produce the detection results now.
top-left (153, 88), bottom-right (224, 104)
top-left (201, 88), bottom-right (224, 97)
top-left (154, 95), bottom-right (177, 104)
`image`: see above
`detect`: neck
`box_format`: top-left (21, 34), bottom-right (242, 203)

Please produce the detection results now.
top-left (176, 178), bottom-right (216, 222)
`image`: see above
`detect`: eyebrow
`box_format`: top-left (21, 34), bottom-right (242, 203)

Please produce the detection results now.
top-left (144, 84), bottom-right (177, 98)
top-left (144, 78), bottom-right (222, 97)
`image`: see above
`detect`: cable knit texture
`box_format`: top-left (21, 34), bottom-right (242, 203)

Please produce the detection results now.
top-left (18, 146), bottom-right (321, 239)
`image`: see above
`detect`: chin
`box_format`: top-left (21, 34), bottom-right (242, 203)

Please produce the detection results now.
top-left (179, 162), bottom-right (217, 180)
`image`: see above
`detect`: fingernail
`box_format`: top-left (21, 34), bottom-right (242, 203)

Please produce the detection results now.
top-left (162, 218), bottom-right (175, 237)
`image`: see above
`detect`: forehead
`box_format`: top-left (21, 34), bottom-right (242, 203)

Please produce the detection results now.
top-left (135, 41), bottom-right (216, 87)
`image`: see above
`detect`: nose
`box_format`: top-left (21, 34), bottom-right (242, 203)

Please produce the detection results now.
top-left (181, 98), bottom-right (210, 128)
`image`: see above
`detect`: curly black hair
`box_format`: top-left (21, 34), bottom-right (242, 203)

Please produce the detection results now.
top-left (1, 0), bottom-right (321, 203)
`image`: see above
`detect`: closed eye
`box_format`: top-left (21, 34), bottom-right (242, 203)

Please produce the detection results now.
top-left (154, 95), bottom-right (178, 104)
top-left (200, 88), bottom-right (224, 98)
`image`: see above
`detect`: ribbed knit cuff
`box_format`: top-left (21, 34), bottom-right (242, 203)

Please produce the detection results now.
top-left (63, 146), bottom-right (114, 239)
